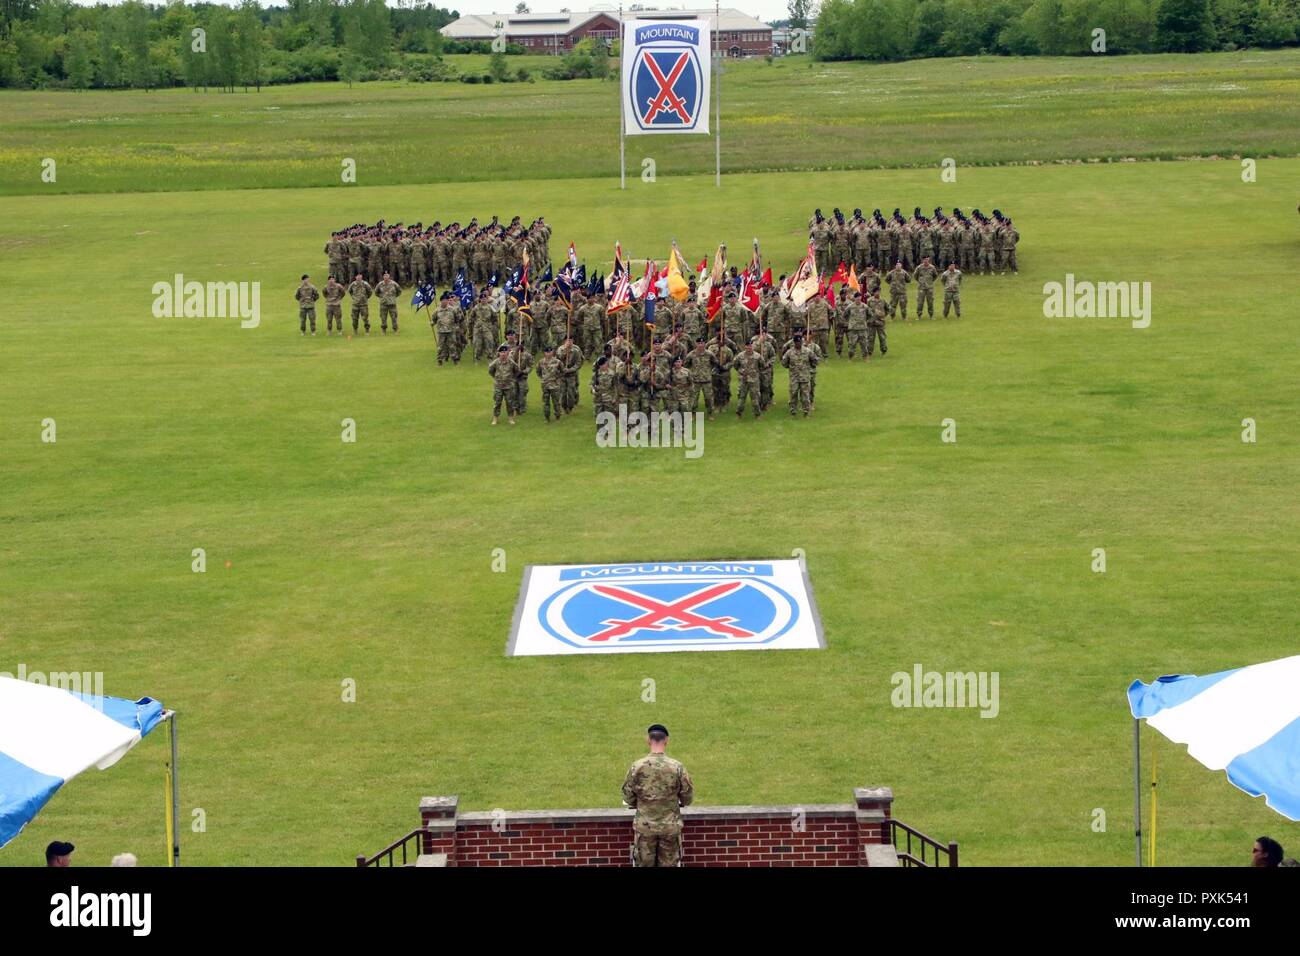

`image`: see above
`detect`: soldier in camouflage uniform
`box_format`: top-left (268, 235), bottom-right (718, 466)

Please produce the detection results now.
top-left (886, 261), bottom-right (910, 321)
top-left (537, 346), bottom-right (564, 423)
top-left (295, 274), bottom-right (319, 336)
top-left (434, 292), bottom-right (459, 363)
top-left (751, 328), bottom-right (778, 411)
top-left (733, 341), bottom-right (765, 419)
top-left (804, 293), bottom-right (832, 360)
top-left (488, 344), bottom-right (517, 425)
top-left (669, 358), bottom-right (691, 414)
top-left (781, 333), bottom-right (817, 417)
top-left (325, 233), bottom-right (345, 282)
top-left (591, 355), bottom-right (618, 425)
top-left (685, 339), bottom-right (717, 418)
top-left (707, 334), bottom-right (734, 411)
top-left (1001, 218), bottom-right (1019, 273)
top-left (913, 257), bottom-right (939, 320)
top-left (622, 724), bottom-right (694, 868)
top-left (469, 289), bottom-right (497, 362)
top-left (557, 336), bottom-right (583, 413)
top-left (347, 273), bottom-right (373, 334)
top-left (866, 289), bottom-right (888, 357)
top-left (323, 276), bottom-right (345, 336)
top-left (833, 285), bottom-right (850, 356)
top-left (942, 263), bottom-right (963, 318)
top-left (508, 332), bottom-right (533, 413)
top-left (375, 272), bottom-right (401, 334)
top-left (844, 290), bottom-right (870, 359)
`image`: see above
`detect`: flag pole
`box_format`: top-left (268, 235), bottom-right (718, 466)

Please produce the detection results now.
top-left (1133, 716), bottom-right (1142, 867)
top-left (714, 0), bottom-right (721, 188)
top-left (619, 3), bottom-right (626, 191)
top-left (164, 710), bottom-right (180, 867)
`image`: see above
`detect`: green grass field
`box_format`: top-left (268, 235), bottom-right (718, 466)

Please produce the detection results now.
top-left (2, 53), bottom-right (1298, 868)
top-left (3, 50), bottom-right (1300, 195)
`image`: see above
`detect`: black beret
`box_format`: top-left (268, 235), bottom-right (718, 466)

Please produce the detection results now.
top-left (647, 724), bottom-right (669, 736)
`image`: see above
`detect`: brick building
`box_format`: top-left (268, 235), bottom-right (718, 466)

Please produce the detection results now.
top-left (441, 8), bottom-right (774, 58)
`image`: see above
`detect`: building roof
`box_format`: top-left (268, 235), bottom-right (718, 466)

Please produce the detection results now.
top-left (441, 8), bottom-right (771, 39)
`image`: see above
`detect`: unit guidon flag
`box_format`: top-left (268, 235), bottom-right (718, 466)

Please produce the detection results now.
top-left (621, 19), bottom-right (711, 136)
top-left (507, 560), bottom-right (823, 656)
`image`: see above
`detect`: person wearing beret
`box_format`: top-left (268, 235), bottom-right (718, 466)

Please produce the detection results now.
top-left (621, 724), bottom-right (694, 867)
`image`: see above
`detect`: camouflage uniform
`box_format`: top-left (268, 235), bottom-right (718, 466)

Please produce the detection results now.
top-left (347, 277), bottom-right (373, 333)
top-left (592, 360), bottom-right (618, 422)
top-left (867, 294), bottom-right (888, 356)
top-left (804, 297), bottom-right (832, 359)
top-left (487, 350), bottom-right (517, 421)
top-left (685, 346), bottom-right (716, 416)
top-left (752, 333), bottom-right (778, 410)
top-left (375, 277), bottom-right (401, 332)
top-left (782, 342), bottom-right (817, 416)
top-left (844, 298), bottom-right (869, 358)
top-left (732, 348), bottom-right (765, 418)
top-left (295, 279), bottom-right (319, 334)
top-left (557, 340), bottom-right (584, 412)
top-left (323, 280), bottom-right (345, 333)
top-left (670, 364), bottom-right (691, 414)
top-left (511, 344), bottom-right (533, 413)
top-left (537, 352), bottom-right (564, 422)
top-left (913, 262), bottom-right (939, 319)
top-left (470, 299), bottom-right (498, 361)
top-left (622, 752), bottom-right (694, 868)
top-left (707, 339), bottom-right (734, 410)
top-left (885, 265), bottom-right (911, 320)
top-left (810, 219), bottom-right (832, 275)
top-left (1002, 223), bottom-right (1019, 273)
top-left (434, 302), bottom-right (459, 363)
top-left (942, 267), bottom-right (962, 318)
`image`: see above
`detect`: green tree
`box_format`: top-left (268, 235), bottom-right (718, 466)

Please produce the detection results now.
top-left (65, 28), bottom-right (93, 87)
top-left (236, 1), bottom-right (265, 90)
top-left (1155, 0), bottom-right (1217, 50)
top-left (788, 0), bottom-right (814, 29)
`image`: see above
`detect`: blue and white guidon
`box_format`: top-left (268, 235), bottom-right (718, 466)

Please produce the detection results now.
top-left (1128, 654), bottom-right (1300, 821)
top-left (508, 560), bottom-right (823, 656)
top-left (0, 677), bottom-right (165, 846)
top-left (621, 20), bottom-right (711, 135)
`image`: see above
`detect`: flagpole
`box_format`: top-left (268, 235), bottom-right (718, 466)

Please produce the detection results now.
top-left (1133, 717), bottom-right (1143, 867)
top-left (714, 0), bottom-right (721, 188)
top-left (619, 4), bottom-right (626, 191)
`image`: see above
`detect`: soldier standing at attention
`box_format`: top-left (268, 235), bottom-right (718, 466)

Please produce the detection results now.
top-left (323, 276), bottom-right (345, 336)
top-left (347, 272), bottom-right (373, 335)
top-left (375, 271), bottom-right (402, 335)
top-left (488, 344), bottom-right (517, 425)
top-left (434, 292), bottom-right (459, 364)
top-left (537, 345), bottom-right (564, 423)
top-left (844, 290), bottom-right (869, 360)
top-left (886, 260), bottom-right (911, 321)
top-left (622, 724), bottom-right (694, 868)
top-left (470, 289), bottom-right (497, 362)
top-left (942, 262), bottom-right (963, 318)
top-left (557, 335), bottom-right (584, 414)
top-left (732, 341), bottom-right (765, 419)
top-left (685, 338), bottom-right (716, 419)
top-left (781, 332), bottom-right (817, 417)
top-left (295, 274), bottom-right (319, 336)
top-left (866, 289), bottom-right (888, 358)
top-left (913, 256), bottom-right (939, 320)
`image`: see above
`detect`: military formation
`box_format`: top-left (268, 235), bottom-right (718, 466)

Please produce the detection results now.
top-left (808, 206), bottom-right (1019, 275)
top-left (298, 215), bottom-right (1001, 423)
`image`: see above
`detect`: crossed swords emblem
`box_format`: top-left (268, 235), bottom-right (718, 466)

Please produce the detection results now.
top-left (640, 51), bottom-right (693, 125)
top-left (584, 582), bottom-right (755, 642)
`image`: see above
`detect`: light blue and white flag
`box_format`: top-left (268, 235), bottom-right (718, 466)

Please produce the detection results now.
top-left (1128, 655), bottom-right (1300, 821)
top-left (0, 676), bottom-right (165, 846)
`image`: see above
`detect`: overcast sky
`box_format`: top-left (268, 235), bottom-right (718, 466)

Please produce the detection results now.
top-left (70, 1), bottom-right (798, 26)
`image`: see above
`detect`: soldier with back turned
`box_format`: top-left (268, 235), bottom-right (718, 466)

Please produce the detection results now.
top-left (621, 724), bottom-right (694, 868)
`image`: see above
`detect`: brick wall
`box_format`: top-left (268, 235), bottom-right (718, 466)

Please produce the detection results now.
top-left (400, 786), bottom-right (898, 867)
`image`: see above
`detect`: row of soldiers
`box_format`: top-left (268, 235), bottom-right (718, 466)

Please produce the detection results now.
top-left (483, 313), bottom-right (860, 425)
top-left (809, 206), bottom-right (1019, 275)
top-left (322, 215), bottom-right (552, 290)
top-left (296, 257), bottom-right (965, 343)
top-left (424, 260), bottom-right (963, 361)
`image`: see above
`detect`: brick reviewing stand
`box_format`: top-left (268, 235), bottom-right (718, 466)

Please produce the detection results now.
top-left (359, 786), bottom-right (951, 867)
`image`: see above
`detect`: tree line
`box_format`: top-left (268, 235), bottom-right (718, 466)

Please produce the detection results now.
top-left (811, 0), bottom-right (1300, 60)
top-left (0, 0), bottom-right (467, 89)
